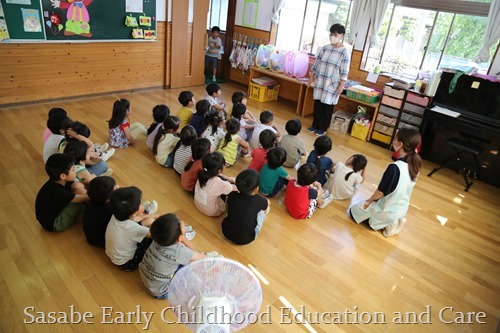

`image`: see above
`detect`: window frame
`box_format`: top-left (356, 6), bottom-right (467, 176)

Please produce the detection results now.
top-left (275, 0), bottom-right (353, 55)
top-left (207, 0), bottom-right (228, 32)
top-left (360, 0), bottom-right (497, 75)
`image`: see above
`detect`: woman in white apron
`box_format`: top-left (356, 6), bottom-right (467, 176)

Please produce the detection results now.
top-left (349, 128), bottom-right (422, 237)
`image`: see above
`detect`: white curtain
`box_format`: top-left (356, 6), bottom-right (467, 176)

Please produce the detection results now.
top-left (347, 0), bottom-right (370, 45)
top-left (474, 0), bottom-right (500, 63)
top-left (270, 0), bottom-right (287, 24)
top-left (368, 0), bottom-right (390, 47)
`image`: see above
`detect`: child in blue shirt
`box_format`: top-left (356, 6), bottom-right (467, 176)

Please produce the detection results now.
top-left (306, 135), bottom-right (334, 186)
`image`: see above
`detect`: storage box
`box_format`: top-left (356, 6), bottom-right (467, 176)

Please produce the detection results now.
top-left (330, 110), bottom-right (355, 134)
top-left (351, 122), bottom-right (370, 141)
top-left (376, 113), bottom-right (397, 125)
top-left (249, 82), bottom-right (280, 102)
top-left (383, 85), bottom-right (406, 99)
top-left (379, 104), bottom-right (400, 117)
top-left (403, 102), bottom-right (425, 115)
top-left (381, 95), bottom-right (403, 109)
top-left (374, 122), bottom-right (395, 136)
top-left (371, 130), bottom-right (392, 144)
top-left (346, 87), bottom-right (381, 104)
top-left (406, 92), bottom-right (430, 107)
top-left (400, 112), bottom-right (423, 125)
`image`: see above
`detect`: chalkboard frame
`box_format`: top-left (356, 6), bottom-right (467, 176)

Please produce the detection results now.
top-left (0, 0), bottom-right (158, 43)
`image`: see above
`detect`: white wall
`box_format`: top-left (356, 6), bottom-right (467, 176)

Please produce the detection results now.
top-left (157, 0), bottom-right (167, 21)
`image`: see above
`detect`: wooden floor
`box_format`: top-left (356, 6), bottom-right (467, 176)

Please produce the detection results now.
top-left (0, 83), bottom-right (499, 333)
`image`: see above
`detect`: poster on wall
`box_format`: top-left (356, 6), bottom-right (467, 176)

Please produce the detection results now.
top-left (21, 8), bottom-right (41, 32)
top-left (235, 0), bottom-right (272, 31)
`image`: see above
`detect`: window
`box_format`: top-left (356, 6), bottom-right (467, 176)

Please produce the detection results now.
top-left (207, 0), bottom-right (229, 31)
top-left (275, 0), bottom-right (353, 55)
top-left (363, 1), bottom-right (498, 75)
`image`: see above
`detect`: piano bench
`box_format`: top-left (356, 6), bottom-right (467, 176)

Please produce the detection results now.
top-left (427, 138), bottom-right (484, 192)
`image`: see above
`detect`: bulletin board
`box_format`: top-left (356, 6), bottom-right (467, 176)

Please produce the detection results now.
top-left (0, 0), bottom-right (157, 42)
top-left (234, 0), bottom-right (273, 32)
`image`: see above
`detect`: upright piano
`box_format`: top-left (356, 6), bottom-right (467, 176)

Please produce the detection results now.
top-left (420, 71), bottom-right (500, 188)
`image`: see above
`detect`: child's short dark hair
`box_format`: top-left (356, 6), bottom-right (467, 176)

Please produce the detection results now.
top-left (231, 91), bottom-right (247, 104)
top-left (330, 23), bottom-right (346, 35)
top-left (67, 121), bottom-right (91, 139)
top-left (109, 186), bottom-right (142, 221)
top-left (47, 114), bottom-right (72, 134)
top-left (297, 163), bottom-right (320, 186)
top-left (88, 176), bottom-right (116, 204)
top-left (211, 26), bottom-right (221, 33)
top-left (313, 136), bottom-right (333, 156)
top-left (236, 169), bottom-right (260, 195)
top-left (285, 119), bottom-right (302, 135)
top-left (259, 111), bottom-right (274, 124)
top-left (206, 82), bottom-right (221, 96)
top-left (150, 213), bottom-right (182, 246)
top-left (232, 103), bottom-right (246, 119)
top-left (178, 91), bottom-right (194, 107)
top-left (259, 129), bottom-right (277, 149)
top-left (266, 147), bottom-right (287, 169)
top-left (45, 153), bottom-right (75, 181)
top-left (179, 125), bottom-right (197, 146)
top-left (64, 141), bottom-right (88, 163)
top-left (196, 99), bottom-right (211, 115)
top-left (48, 107), bottom-right (67, 119)
top-left (153, 104), bottom-right (170, 123)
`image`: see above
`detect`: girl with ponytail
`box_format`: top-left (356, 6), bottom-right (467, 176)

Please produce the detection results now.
top-left (152, 116), bottom-right (180, 167)
top-left (324, 154), bottom-right (367, 200)
top-left (349, 127), bottom-right (422, 237)
top-left (194, 152), bottom-right (237, 217)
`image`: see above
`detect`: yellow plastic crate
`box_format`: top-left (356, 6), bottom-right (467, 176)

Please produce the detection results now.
top-left (249, 82), bottom-right (280, 102)
top-left (371, 130), bottom-right (392, 144)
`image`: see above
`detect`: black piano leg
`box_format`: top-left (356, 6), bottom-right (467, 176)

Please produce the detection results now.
top-left (428, 154), bottom-right (457, 177)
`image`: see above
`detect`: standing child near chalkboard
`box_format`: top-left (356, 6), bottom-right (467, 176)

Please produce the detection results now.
top-left (107, 99), bottom-right (147, 148)
top-left (206, 26), bottom-right (222, 82)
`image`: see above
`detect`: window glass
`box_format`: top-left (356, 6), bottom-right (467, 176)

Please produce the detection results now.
top-left (364, 3), bottom-right (393, 72)
top-left (441, 14), bottom-right (492, 73)
top-left (364, 4), bottom-right (497, 75)
top-left (421, 12), bottom-right (453, 70)
top-left (276, 0), bottom-right (352, 54)
top-left (310, 1), bottom-right (352, 54)
top-left (301, 1), bottom-right (320, 53)
top-left (207, 0), bottom-right (228, 31)
top-left (275, 0), bottom-right (307, 51)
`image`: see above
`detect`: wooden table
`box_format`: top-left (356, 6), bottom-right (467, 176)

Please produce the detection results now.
top-left (248, 67), bottom-right (308, 115)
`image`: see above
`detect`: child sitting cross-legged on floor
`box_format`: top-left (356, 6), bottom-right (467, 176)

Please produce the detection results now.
top-left (248, 129), bottom-right (277, 173)
top-left (105, 186), bottom-right (160, 272)
top-left (139, 213), bottom-right (219, 299)
top-left (285, 163), bottom-right (330, 219)
top-left (259, 147), bottom-right (293, 197)
top-left (35, 153), bottom-right (89, 232)
top-left (222, 169), bottom-right (270, 245)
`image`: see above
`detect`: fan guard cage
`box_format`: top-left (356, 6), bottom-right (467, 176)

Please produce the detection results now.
top-left (169, 258), bottom-right (263, 332)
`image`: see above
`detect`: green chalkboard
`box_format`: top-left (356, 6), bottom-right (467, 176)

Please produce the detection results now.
top-left (0, 0), bottom-right (45, 40)
top-left (0, 0), bottom-right (157, 42)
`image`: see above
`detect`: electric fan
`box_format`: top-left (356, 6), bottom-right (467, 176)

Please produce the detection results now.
top-left (168, 258), bottom-right (263, 333)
